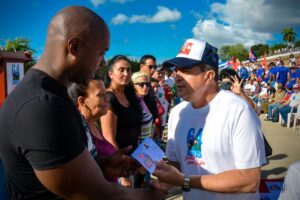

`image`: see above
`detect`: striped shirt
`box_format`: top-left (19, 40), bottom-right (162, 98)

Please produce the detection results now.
top-left (138, 98), bottom-right (153, 144)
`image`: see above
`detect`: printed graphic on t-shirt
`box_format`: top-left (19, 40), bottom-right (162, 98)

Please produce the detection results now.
top-left (185, 128), bottom-right (205, 166)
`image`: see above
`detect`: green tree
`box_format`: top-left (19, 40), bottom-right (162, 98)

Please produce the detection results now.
top-left (219, 44), bottom-right (248, 61)
top-left (219, 45), bottom-right (231, 61)
top-left (3, 37), bottom-right (36, 72)
top-left (230, 44), bottom-right (248, 61)
top-left (250, 44), bottom-right (269, 58)
top-left (282, 27), bottom-right (297, 47)
top-left (4, 37), bottom-right (35, 53)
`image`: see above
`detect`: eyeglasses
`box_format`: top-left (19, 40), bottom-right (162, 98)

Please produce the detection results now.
top-left (144, 64), bottom-right (157, 70)
top-left (134, 82), bottom-right (151, 88)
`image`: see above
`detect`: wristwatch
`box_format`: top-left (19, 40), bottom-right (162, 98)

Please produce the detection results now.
top-left (181, 174), bottom-right (191, 192)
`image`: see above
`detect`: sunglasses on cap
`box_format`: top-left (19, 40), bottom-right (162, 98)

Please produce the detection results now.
top-left (144, 64), bottom-right (157, 70)
top-left (134, 82), bottom-right (151, 88)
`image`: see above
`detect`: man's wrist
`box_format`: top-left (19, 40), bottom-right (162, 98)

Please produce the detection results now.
top-left (181, 174), bottom-right (191, 192)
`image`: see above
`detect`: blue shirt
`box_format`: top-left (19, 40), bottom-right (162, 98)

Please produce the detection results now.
top-left (277, 66), bottom-right (289, 85)
top-left (239, 67), bottom-right (249, 80)
top-left (269, 66), bottom-right (279, 81)
top-left (256, 68), bottom-right (265, 78)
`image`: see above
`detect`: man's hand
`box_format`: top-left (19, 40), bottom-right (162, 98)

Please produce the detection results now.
top-left (231, 75), bottom-right (243, 96)
top-left (152, 179), bottom-right (173, 192)
top-left (100, 146), bottom-right (135, 177)
top-left (153, 161), bottom-right (184, 186)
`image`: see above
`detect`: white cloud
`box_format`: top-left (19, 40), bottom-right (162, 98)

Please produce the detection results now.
top-left (111, 14), bottom-right (129, 25)
top-left (89, 0), bottom-right (106, 8)
top-left (111, 0), bottom-right (133, 3)
top-left (210, 0), bottom-right (300, 32)
top-left (149, 6), bottom-right (181, 23)
top-left (111, 6), bottom-right (181, 25)
top-left (189, 10), bottom-right (202, 19)
top-left (192, 19), bottom-right (272, 48)
top-left (191, 0), bottom-right (300, 47)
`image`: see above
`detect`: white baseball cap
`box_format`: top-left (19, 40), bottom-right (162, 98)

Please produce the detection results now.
top-left (163, 38), bottom-right (219, 69)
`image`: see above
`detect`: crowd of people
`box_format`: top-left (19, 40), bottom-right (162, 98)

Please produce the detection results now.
top-left (226, 55), bottom-right (300, 128)
top-left (0, 5), bottom-right (299, 200)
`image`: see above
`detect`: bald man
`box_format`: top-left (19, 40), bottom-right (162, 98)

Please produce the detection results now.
top-left (0, 6), bottom-right (164, 200)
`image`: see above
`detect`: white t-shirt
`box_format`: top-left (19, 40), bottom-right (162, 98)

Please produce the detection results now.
top-left (289, 92), bottom-right (300, 107)
top-left (165, 76), bottom-right (175, 88)
top-left (166, 90), bottom-right (266, 200)
top-left (279, 161), bottom-right (300, 200)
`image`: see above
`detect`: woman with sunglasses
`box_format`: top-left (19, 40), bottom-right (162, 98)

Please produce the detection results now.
top-left (131, 71), bottom-right (154, 188)
top-left (101, 55), bottom-right (142, 187)
top-left (131, 72), bottom-right (153, 145)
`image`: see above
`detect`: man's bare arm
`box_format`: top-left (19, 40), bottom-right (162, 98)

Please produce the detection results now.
top-left (154, 161), bottom-right (261, 193)
top-left (35, 148), bottom-right (165, 200)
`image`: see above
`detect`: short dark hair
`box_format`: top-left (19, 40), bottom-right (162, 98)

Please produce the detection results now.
top-left (279, 60), bottom-right (284, 66)
top-left (140, 55), bottom-right (156, 64)
top-left (198, 64), bottom-right (219, 82)
top-left (68, 75), bottom-right (103, 105)
top-left (219, 68), bottom-right (240, 83)
top-left (268, 62), bottom-right (275, 67)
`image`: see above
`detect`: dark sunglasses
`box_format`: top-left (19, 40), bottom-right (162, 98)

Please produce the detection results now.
top-left (144, 64), bottom-right (157, 69)
top-left (134, 82), bottom-right (151, 88)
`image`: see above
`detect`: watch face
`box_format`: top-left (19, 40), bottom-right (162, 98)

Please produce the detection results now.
top-left (182, 175), bottom-right (191, 192)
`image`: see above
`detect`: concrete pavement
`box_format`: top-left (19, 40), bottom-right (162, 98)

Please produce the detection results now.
top-left (165, 115), bottom-right (300, 200)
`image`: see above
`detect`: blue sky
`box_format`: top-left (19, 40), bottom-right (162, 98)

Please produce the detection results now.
top-left (1, 0), bottom-right (300, 63)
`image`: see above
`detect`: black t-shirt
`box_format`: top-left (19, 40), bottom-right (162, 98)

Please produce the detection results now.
top-left (107, 91), bottom-right (141, 150)
top-left (0, 69), bottom-right (86, 200)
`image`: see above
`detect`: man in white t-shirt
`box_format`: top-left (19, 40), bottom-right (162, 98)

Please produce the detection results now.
top-left (153, 39), bottom-right (266, 200)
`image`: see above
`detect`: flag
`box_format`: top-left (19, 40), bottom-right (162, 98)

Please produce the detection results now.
top-left (262, 51), bottom-right (267, 68)
top-left (249, 49), bottom-right (257, 63)
top-left (233, 58), bottom-right (240, 70)
top-left (218, 57), bottom-right (234, 69)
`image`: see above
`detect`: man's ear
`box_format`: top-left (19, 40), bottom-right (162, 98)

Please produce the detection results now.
top-left (67, 37), bottom-right (80, 56)
top-left (205, 70), bottom-right (216, 83)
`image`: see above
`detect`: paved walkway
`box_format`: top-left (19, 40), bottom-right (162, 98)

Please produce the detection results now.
top-left (166, 115), bottom-right (300, 200)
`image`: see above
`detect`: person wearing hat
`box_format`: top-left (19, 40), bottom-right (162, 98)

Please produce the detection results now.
top-left (153, 39), bottom-right (266, 200)
top-left (279, 83), bottom-right (300, 127)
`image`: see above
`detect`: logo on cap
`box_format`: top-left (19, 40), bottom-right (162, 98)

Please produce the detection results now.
top-left (179, 42), bottom-right (193, 55)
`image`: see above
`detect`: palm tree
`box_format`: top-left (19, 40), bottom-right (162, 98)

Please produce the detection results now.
top-left (4, 37), bottom-right (35, 53)
top-left (3, 37), bottom-right (36, 72)
top-left (282, 27), bottom-right (297, 48)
